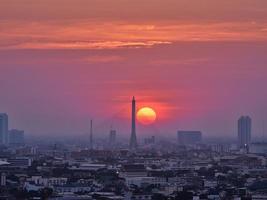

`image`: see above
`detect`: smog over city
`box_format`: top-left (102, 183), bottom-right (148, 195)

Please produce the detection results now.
top-left (0, 1), bottom-right (267, 199)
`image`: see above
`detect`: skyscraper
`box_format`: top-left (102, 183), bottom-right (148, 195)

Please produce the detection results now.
top-left (238, 116), bottom-right (252, 149)
top-left (0, 113), bottom-right (8, 145)
top-left (130, 96), bottom-right (138, 150)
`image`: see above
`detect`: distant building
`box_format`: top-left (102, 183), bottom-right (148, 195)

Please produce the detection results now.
top-left (16, 146), bottom-right (37, 156)
top-left (177, 131), bottom-right (202, 145)
top-left (120, 164), bottom-right (147, 178)
top-left (250, 142), bottom-right (267, 154)
top-left (144, 136), bottom-right (155, 145)
top-left (9, 129), bottom-right (25, 146)
top-left (125, 176), bottom-right (165, 187)
top-left (7, 157), bottom-right (32, 168)
top-left (211, 144), bottom-right (231, 153)
top-left (27, 176), bottom-right (68, 187)
top-left (109, 129), bottom-right (116, 147)
top-left (238, 116), bottom-right (252, 149)
top-left (0, 113), bottom-right (8, 145)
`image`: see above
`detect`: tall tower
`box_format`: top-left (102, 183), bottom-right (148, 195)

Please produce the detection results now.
top-left (130, 96), bottom-right (138, 150)
top-left (109, 129), bottom-right (116, 149)
top-left (0, 113), bottom-right (8, 145)
top-left (89, 119), bottom-right (93, 150)
top-left (238, 116), bottom-right (252, 149)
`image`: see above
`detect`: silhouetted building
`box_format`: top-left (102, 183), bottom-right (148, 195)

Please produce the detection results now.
top-left (16, 146), bottom-right (37, 155)
top-left (0, 113), bottom-right (8, 145)
top-left (130, 96), bottom-right (138, 150)
top-left (144, 136), bottom-right (155, 145)
top-left (9, 129), bottom-right (25, 146)
top-left (177, 131), bottom-right (202, 145)
top-left (7, 157), bottom-right (32, 168)
top-left (109, 129), bottom-right (116, 147)
top-left (250, 142), bottom-right (267, 154)
top-left (121, 164), bottom-right (147, 177)
top-left (238, 116), bottom-right (251, 149)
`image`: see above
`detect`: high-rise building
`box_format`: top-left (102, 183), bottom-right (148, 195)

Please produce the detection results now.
top-left (177, 131), bottom-right (202, 145)
top-left (0, 113), bottom-right (8, 145)
top-left (130, 96), bottom-right (138, 150)
top-left (9, 129), bottom-right (25, 146)
top-left (109, 129), bottom-right (116, 148)
top-left (238, 116), bottom-right (252, 149)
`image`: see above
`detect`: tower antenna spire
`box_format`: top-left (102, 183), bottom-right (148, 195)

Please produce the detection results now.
top-left (130, 96), bottom-right (138, 150)
top-left (90, 119), bottom-right (93, 150)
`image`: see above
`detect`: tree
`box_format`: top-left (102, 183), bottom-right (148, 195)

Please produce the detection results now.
top-left (152, 193), bottom-right (168, 200)
top-left (40, 187), bottom-right (53, 199)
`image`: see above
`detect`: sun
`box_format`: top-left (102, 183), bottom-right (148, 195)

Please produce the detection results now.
top-left (137, 107), bottom-right (157, 125)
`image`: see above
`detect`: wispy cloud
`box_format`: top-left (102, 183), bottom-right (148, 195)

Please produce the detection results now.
top-left (4, 40), bottom-right (170, 50)
top-left (1, 20), bottom-right (267, 50)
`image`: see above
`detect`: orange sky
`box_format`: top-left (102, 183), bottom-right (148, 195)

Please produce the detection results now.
top-left (1, 0), bottom-right (267, 50)
top-left (1, 0), bottom-right (267, 138)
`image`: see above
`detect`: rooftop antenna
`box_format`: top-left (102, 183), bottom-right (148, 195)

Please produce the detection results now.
top-left (263, 116), bottom-right (266, 142)
top-left (90, 119), bottom-right (93, 150)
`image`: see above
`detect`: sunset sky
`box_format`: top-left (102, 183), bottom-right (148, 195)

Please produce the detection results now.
top-left (1, 0), bottom-right (267, 138)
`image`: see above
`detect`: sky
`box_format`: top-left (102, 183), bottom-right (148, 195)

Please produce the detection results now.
top-left (1, 0), bottom-right (267, 139)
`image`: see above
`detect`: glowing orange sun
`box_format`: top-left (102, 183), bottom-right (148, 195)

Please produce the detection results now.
top-left (137, 107), bottom-right (157, 125)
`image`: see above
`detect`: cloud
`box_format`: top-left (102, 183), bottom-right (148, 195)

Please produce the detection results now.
top-left (1, 20), bottom-right (267, 50)
top-left (4, 40), bottom-right (170, 50)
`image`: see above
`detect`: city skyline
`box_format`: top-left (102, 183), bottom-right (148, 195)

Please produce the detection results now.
top-left (1, 1), bottom-right (267, 199)
top-left (0, 107), bottom-right (264, 145)
top-left (0, 99), bottom-right (266, 140)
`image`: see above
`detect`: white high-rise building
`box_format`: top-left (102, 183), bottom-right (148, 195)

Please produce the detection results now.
top-left (0, 113), bottom-right (8, 145)
top-left (238, 116), bottom-right (252, 149)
